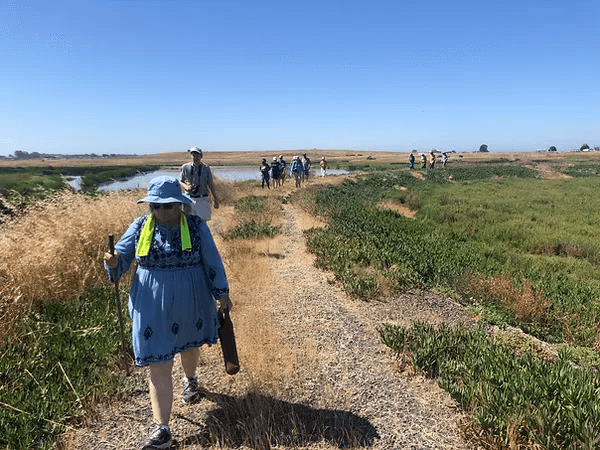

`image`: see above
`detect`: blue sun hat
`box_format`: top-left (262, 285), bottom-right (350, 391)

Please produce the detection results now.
top-left (137, 176), bottom-right (194, 204)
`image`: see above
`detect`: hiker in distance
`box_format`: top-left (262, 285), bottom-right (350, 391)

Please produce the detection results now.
top-left (179, 147), bottom-right (219, 220)
top-left (319, 156), bottom-right (328, 176)
top-left (278, 154), bottom-right (287, 185)
top-left (104, 176), bottom-right (233, 450)
top-left (259, 158), bottom-right (271, 189)
top-left (270, 156), bottom-right (282, 188)
top-left (428, 150), bottom-right (436, 169)
top-left (290, 155), bottom-right (304, 188)
top-left (301, 153), bottom-right (311, 182)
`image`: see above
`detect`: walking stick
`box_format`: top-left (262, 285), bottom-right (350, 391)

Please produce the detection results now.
top-left (108, 234), bottom-right (130, 376)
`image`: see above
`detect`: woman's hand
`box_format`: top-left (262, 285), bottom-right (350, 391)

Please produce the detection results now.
top-left (217, 295), bottom-right (232, 313)
top-left (104, 251), bottom-right (119, 269)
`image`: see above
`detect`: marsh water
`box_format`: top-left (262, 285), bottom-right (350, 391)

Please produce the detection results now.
top-left (92, 166), bottom-right (351, 191)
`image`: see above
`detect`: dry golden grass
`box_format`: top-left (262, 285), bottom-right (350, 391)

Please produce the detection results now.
top-left (0, 189), bottom-right (145, 338)
top-left (470, 274), bottom-right (548, 321)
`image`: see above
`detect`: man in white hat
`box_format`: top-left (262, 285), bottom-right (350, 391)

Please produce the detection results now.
top-left (319, 156), bottom-right (328, 177)
top-left (428, 150), bottom-right (436, 170)
top-left (179, 147), bottom-right (219, 220)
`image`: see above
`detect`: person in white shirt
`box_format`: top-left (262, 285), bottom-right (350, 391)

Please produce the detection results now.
top-left (179, 147), bottom-right (219, 220)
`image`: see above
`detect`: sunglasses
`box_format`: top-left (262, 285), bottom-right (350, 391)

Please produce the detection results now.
top-left (150, 203), bottom-right (177, 210)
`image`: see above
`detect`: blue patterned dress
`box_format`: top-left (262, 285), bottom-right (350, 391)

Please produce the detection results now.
top-left (107, 214), bottom-right (229, 366)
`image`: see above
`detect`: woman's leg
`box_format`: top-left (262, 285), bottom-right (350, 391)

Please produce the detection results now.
top-left (180, 347), bottom-right (200, 378)
top-left (149, 360), bottom-right (174, 426)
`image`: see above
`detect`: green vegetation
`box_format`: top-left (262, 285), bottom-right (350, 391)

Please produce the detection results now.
top-left (306, 165), bottom-right (600, 346)
top-left (300, 162), bottom-right (600, 447)
top-left (228, 194), bottom-right (283, 239)
top-left (558, 162), bottom-right (600, 178)
top-left (225, 220), bottom-right (281, 239)
top-left (234, 195), bottom-right (268, 212)
top-left (0, 165), bottom-right (160, 197)
top-left (0, 285), bottom-right (132, 449)
top-left (0, 167), bottom-right (66, 199)
top-left (380, 322), bottom-right (600, 449)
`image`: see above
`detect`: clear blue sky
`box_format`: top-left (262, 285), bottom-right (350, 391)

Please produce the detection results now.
top-left (1, 0), bottom-right (598, 155)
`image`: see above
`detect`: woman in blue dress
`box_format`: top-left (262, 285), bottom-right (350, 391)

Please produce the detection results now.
top-left (104, 176), bottom-right (232, 449)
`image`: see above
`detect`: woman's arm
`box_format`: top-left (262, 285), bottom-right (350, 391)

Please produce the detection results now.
top-left (196, 219), bottom-right (229, 299)
top-left (103, 216), bottom-right (144, 282)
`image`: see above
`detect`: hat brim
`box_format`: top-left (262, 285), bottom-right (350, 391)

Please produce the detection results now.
top-left (137, 193), bottom-right (194, 205)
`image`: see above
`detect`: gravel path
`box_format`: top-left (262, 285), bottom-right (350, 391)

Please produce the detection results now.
top-left (66, 195), bottom-right (476, 450)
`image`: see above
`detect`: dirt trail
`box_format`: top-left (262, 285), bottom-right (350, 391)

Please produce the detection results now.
top-left (66, 179), bottom-right (475, 450)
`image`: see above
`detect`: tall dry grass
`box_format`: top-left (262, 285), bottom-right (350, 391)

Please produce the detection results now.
top-left (210, 180), bottom-right (294, 390)
top-left (0, 189), bottom-right (145, 338)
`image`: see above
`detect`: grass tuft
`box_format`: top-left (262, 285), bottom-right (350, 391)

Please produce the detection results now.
top-left (225, 220), bottom-right (281, 240)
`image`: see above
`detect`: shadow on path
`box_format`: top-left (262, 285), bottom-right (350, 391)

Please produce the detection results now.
top-left (177, 391), bottom-right (379, 449)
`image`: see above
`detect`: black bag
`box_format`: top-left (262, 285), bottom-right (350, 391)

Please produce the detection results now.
top-left (218, 309), bottom-right (240, 375)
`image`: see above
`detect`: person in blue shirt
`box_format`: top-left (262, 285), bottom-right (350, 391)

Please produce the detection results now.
top-left (290, 155), bottom-right (304, 188)
top-left (104, 176), bottom-right (232, 449)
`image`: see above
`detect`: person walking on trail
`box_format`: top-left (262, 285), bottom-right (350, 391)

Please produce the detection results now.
top-left (290, 155), bottom-right (304, 188)
top-left (278, 155), bottom-right (288, 185)
top-left (408, 153), bottom-right (415, 169)
top-left (420, 153), bottom-right (427, 169)
top-left (301, 153), bottom-right (311, 181)
top-left (319, 156), bottom-right (328, 177)
top-left (270, 156), bottom-right (281, 188)
top-left (103, 176), bottom-right (232, 450)
top-left (179, 147), bottom-right (219, 221)
top-left (428, 150), bottom-right (436, 169)
top-left (259, 158), bottom-right (271, 189)
top-left (442, 152), bottom-right (449, 168)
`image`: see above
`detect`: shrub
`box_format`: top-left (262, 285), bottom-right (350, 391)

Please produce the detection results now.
top-left (380, 322), bottom-right (600, 449)
top-left (234, 195), bottom-right (268, 212)
top-left (225, 220), bottom-right (281, 239)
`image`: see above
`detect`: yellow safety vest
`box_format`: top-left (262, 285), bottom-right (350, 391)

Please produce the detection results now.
top-left (136, 212), bottom-right (192, 257)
